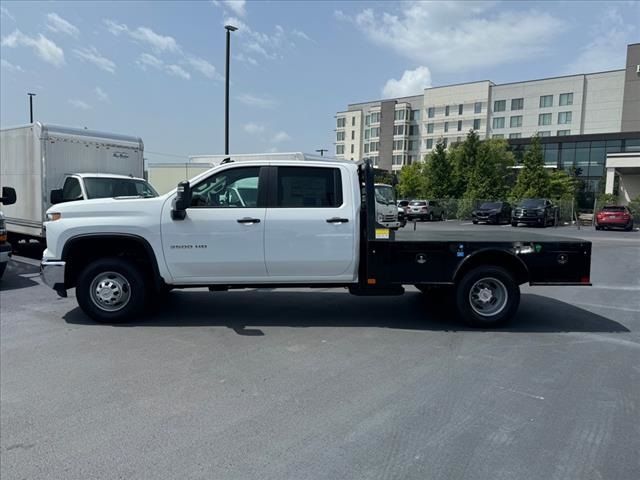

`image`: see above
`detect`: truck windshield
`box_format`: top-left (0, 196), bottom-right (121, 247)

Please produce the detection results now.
top-left (375, 186), bottom-right (396, 205)
top-left (83, 178), bottom-right (159, 199)
top-left (519, 199), bottom-right (545, 208)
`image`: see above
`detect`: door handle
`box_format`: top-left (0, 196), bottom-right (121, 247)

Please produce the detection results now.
top-left (237, 217), bottom-right (261, 224)
top-left (326, 217), bottom-right (349, 224)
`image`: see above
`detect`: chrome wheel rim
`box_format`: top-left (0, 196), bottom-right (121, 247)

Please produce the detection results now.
top-left (469, 277), bottom-right (508, 317)
top-left (89, 271), bottom-right (131, 312)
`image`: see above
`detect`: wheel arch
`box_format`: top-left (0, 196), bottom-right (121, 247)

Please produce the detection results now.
top-left (453, 248), bottom-right (529, 285)
top-left (61, 233), bottom-right (165, 290)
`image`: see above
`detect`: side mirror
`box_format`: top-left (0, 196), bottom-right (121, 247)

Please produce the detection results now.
top-left (0, 186), bottom-right (16, 205)
top-left (172, 181), bottom-right (191, 220)
top-left (50, 188), bottom-right (63, 205)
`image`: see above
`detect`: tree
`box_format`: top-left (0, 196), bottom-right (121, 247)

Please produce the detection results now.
top-left (465, 138), bottom-right (514, 200)
top-left (548, 169), bottom-right (578, 201)
top-left (423, 140), bottom-right (453, 198)
top-left (510, 135), bottom-right (550, 200)
top-left (397, 162), bottom-right (426, 199)
top-left (450, 129), bottom-right (481, 197)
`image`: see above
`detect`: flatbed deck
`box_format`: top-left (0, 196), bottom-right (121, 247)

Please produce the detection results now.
top-left (395, 228), bottom-right (588, 244)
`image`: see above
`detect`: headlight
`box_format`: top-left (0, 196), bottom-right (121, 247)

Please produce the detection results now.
top-left (377, 213), bottom-right (384, 221)
top-left (47, 212), bottom-right (62, 221)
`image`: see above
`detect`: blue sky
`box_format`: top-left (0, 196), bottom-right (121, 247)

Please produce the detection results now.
top-left (1, 1), bottom-right (638, 163)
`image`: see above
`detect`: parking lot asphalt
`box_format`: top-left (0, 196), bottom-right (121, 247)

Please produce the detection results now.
top-left (1, 223), bottom-right (639, 480)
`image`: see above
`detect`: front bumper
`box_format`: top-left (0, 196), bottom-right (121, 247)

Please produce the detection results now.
top-left (0, 243), bottom-right (11, 264)
top-left (41, 259), bottom-right (67, 296)
top-left (513, 216), bottom-right (544, 225)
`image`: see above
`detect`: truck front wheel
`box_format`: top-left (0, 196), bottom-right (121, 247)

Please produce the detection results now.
top-left (76, 257), bottom-right (147, 323)
top-left (455, 266), bottom-right (520, 328)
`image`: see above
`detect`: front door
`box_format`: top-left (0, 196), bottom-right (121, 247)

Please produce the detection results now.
top-left (161, 165), bottom-right (267, 283)
top-left (264, 165), bottom-right (356, 281)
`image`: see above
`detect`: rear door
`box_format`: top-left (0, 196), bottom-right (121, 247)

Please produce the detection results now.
top-left (264, 165), bottom-right (356, 281)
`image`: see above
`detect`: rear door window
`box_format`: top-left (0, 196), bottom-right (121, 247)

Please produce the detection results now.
top-left (275, 167), bottom-right (342, 208)
top-left (62, 177), bottom-right (82, 201)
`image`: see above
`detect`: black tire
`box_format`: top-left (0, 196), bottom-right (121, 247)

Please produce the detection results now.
top-left (625, 222), bottom-right (634, 232)
top-left (511, 222), bottom-right (518, 227)
top-left (440, 212), bottom-right (445, 221)
top-left (0, 262), bottom-right (7, 279)
top-left (76, 257), bottom-right (147, 323)
top-left (472, 220), bottom-right (478, 225)
top-left (455, 266), bottom-right (520, 328)
top-left (429, 212), bottom-right (434, 222)
top-left (595, 225), bottom-right (602, 231)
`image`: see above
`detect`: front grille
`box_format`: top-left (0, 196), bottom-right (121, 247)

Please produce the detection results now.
top-left (382, 214), bottom-right (396, 222)
top-left (515, 208), bottom-right (536, 218)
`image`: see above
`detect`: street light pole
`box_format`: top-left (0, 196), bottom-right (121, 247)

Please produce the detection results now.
top-left (224, 25), bottom-right (238, 156)
top-left (27, 92), bottom-right (36, 123)
top-left (315, 149), bottom-right (328, 157)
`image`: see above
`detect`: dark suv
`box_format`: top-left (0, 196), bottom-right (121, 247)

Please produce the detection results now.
top-left (472, 201), bottom-right (512, 225)
top-left (512, 199), bottom-right (559, 227)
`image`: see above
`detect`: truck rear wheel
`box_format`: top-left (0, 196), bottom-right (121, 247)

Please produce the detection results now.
top-left (455, 266), bottom-right (520, 328)
top-left (76, 257), bottom-right (147, 323)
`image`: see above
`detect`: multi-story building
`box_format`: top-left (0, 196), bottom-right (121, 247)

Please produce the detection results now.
top-left (335, 43), bottom-right (640, 175)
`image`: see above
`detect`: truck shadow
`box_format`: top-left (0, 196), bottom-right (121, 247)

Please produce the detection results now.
top-left (63, 291), bottom-right (630, 334)
top-left (0, 261), bottom-right (40, 292)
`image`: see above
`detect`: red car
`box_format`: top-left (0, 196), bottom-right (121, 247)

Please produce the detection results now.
top-left (595, 205), bottom-right (634, 231)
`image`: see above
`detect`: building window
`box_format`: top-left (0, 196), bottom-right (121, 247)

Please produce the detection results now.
top-left (510, 115), bottom-right (523, 128)
top-left (557, 129), bottom-right (571, 136)
top-left (511, 98), bottom-right (524, 110)
top-left (493, 100), bottom-right (506, 112)
top-left (351, 131), bottom-right (355, 140)
top-left (336, 131), bottom-right (345, 141)
top-left (427, 107), bottom-right (435, 118)
top-left (365, 115), bottom-right (370, 126)
top-left (445, 105), bottom-right (450, 116)
top-left (350, 145), bottom-right (354, 153)
top-left (558, 111), bottom-right (572, 124)
top-left (426, 138), bottom-right (433, 149)
top-left (559, 93), bottom-right (573, 106)
top-left (492, 117), bottom-right (505, 129)
top-left (370, 112), bottom-right (380, 123)
top-left (337, 117), bottom-right (346, 128)
top-left (538, 131), bottom-right (551, 137)
top-left (411, 109), bottom-right (420, 121)
top-left (474, 102), bottom-right (482, 113)
top-left (509, 133), bottom-right (521, 139)
top-left (336, 145), bottom-right (344, 154)
top-left (392, 154), bottom-right (405, 166)
top-left (458, 104), bottom-right (463, 115)
top-left (351, 117), bottom-right (356, 126)
top-left (408, 140), bottom-right (415, 150)
top-left (409, 125), bottom-right (417, 136)
top-left (427, 123), bottom-right (434, 134)
top-left (364, 144), bottom-right (369, 153)
top-left (370, 127), bottom-right (380, 138)
top-left (364, 129), bottom-right (370, 140)
top-left (539, 95), bottom-right (553, 108)
top-left (394, 109), bottom-right (406, 121)
top-left (473, 118), bottom-right (481, 130)
top-left (370, 142), bottom-right (379, 152)
top-left (538, 113), bottom-right (552, 126)
top-left (492, 134), bottom-right (504, 139)
top-left (393, 125), bottom-right (405, 135)
top-left (443, 138), bottom-right (448, 147)
top-left (457, 120), bottom-right (462, 131)
top-left (444, 122), bottom-right (449, 132)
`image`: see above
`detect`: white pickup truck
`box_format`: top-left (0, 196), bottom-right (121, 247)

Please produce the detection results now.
top-left (41, 155), bottom-right (592, 327)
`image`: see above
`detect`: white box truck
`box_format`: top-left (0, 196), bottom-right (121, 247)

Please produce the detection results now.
top-left (0, 122), bottom-right (144, 240)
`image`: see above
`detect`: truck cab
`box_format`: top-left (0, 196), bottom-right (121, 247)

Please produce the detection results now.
top-left (374, 183), bottom-right (401, 229)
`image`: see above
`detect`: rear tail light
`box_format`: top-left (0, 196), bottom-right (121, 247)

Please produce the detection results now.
top-left (580, 276), bottom-right (590, 284)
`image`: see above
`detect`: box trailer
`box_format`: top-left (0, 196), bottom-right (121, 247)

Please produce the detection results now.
top-left (0, 122), bottom-right (144, 239)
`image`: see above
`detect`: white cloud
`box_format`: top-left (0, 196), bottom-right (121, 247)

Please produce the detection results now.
top-left (1, 6), bottom-right (16, 22)
top-left (382, 66), bottom-right (432, 98)
top-left (223, 0), bottom-right (246, 17)
top-left (291, 29), bottom-right (311, 41)
top-left (95, 87), bottom-right (109, 103)
top-left (69, 99), bottom-right (91, 110)
top-left (236, 93), bottom-right (277, 108)
top-left (74, 46), bottom-right (116, 73)
top-left (564, 7), bottom-right (637, 74)
top-left (136, 53), bottom-right (190, 80)
top-left (234, 53), bottom-right (258, 66)
top-left (271, 131), bottom-right (291, 144)
top-left (166, 64), bottom-right (190, 79)
top-left (1, 30), bottom-right (65, 67)
top-left (339, 2), bottom-right (565, 72)
top-left (1, 58), bottom-right (24, 72)
top-left (104, 19), bottom-right (180, 53)
top-left (243, 122), bottom-right (265, 135)
top-left (46, 13), bottom-right (79, 38)
top-left (187, 56), bottom-right (222, 79)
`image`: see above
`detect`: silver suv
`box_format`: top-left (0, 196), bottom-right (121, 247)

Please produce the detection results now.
top-left (407, 200), bottom-right (446, 221)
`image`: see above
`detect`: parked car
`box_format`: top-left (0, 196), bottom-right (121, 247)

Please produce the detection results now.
top-left (472, 201), bottom-right (512, 225)
top-left (0, 186), bottom-right (17, 279)
top-left (595, 205), bottom-right (634, 231)
top-left (397, 200), bottom-right (410, 212)
top-left (407, 200), bottom-right (446, 221)
top-left (512, 199), bottom-right (559, 227)
top-left (397, 206), bottom-right (407, 228)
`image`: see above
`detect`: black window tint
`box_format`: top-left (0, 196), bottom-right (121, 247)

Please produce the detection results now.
top-left (190, 167), bottom-right (260, 208)
top-left (62, 177), bottom-right (82, 201)
top-left (277, 167), bottom-right (342, 208)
